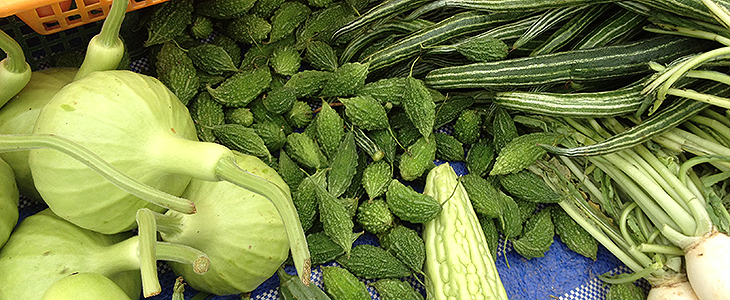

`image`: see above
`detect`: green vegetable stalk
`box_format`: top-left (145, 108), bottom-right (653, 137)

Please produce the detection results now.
top-left (74, 0), bottom-right (127, 80)
top-left (0, 29), bottom-right (31, 106)
top-left (0, 209), bottom-right (209, 300)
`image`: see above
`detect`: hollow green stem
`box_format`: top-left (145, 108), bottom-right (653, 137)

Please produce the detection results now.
top-left (559, 201), bottom-right (646, 272)
top-left (644, 23), bottom-right (730, 46)
top-left (148, 210), bottom-right (184, 236)
top-left (646, 228), bottom-right (661, 244)
top-left (598, 261), bottom-right (663, 284)
top-left (215, 156), bottom-right (311, 286)
top-left (603, 152), bottom-right (697, 235)
top-left (540, 161), bottom-right (630, 251)
top-left (621, 148), bottom-right (687, 212)
top-left (686, 70), bottom-right (730, 86)
top-left (702, 0), bottom-right (730, 29)
top-left (701, 108), bottom-right (730, 128)
top-left (684, 121), bottom-right (721, 144)
top-left (636, 209), bottom-right (655, 241)
top-left (0, 134), bottom-right (196, 213)
top-left (691, 115), bottom-right (730, 142)
top-left (633, 145), bottom-right (711, 235)
top-left (591, 157), bottom-right (681, 233)
top-left (661, 224), bottom-right (699, 248)
top-left (137, 208), bottom-right (161, 297)
top-left (620, 202), bottom-right (640, 248)
top-left (637, 243), bottom-right (685, 255)
top-left (666, 87), bottom-right (730, 110)
top-left (672, 127), bottom-right (730, 157)
top-left (0, 29), bottom-right (31, 106)
top-left (678, 155), bottom-right (730, 184)
top-left (657, 47), bottom-right (730, 104)
top-left (557, 156), bottom-right (604, 207)
top-left (156, 242), bottom-right (210, 274)
top-left (74, 0), bottom-right (127, 80)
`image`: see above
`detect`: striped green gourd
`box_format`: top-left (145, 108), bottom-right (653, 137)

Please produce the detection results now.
top-left (492, 79), bottom-right (648, 118)
top-left (543, 82), bottom-right (730, 156)
top-left (341, 19), bottom-right (434, 64)
top-left (573, 8), bottom-right (646, 50)
top-left (424, 35), bottom-right (713, 90)
top-left (367, 11), bottom-right (528, 72)
top-left (511, 5), bottom-right (589, 50)
top-left (426, 14), bottom-right (540, 57)
top-left (331, 0), bottom-right (431, 41)
top-left (529, 3), bottom-right (611, 56)
top-left (419, 0), bottom-right (613, 12)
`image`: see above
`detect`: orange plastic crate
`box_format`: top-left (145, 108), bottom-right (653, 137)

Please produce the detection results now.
top-left (0, 0), bottom-right (168, 35)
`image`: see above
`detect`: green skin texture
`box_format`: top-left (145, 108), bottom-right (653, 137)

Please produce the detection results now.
top-left (162, 152), bottom-right (290, 295)
top-left (0, 158), bottom-right (18, 248)
top-left (0, 68), bottom-right (77, 201)
top-left (0, 209), bottom-right (142, 300)
top-left (28, 70), bottom-right (221, 234)
top-left (422, 163), bottom-right (508, 300)
top-left (40, 273), bottom-right (132, 300)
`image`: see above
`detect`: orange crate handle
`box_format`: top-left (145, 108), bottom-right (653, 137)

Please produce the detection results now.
top-left (0, 0), bottom-right (169, 35)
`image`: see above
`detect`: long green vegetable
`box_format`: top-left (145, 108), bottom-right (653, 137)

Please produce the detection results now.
top-left (542, 82), bottom-right (729, 156)
top-left (425, 35), bottom-right (712, 90)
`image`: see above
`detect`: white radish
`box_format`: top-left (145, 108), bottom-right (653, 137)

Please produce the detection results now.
top-left (684, 229), bottom-right (730, 300)
top-left (648, 275), bottom-right (700, 300)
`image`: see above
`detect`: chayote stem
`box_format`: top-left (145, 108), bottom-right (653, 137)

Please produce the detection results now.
top-left (74, 0), bottom-right (127, 80)
top-left (157, 243), bottom-right (210, 274)
top-left (137, 208), bottom-right (161, 297)
top-left (215, 156), bottom-right (312, 286)
top-left (0, 134), bottom-right (196, 214)
top-left (0, 29), bottom-right (31, 106)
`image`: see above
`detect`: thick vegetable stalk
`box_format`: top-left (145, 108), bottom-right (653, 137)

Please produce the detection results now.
top-left (74, 0), bottom-right (127, 80)
top-left (640, 0), bottom-right (730, 112)
top-left (0, 29), bottom-right (31, 107)
top-left (0, 134), bottom-right (196, 214)
top-left (422, 163), bottom-right (508, 300)
top-left (534, 156), bottom-right (699, 300)
top-left (0, 209), bottom-right (209, 300)
top-left (543, 115), bottom-right (730, 300)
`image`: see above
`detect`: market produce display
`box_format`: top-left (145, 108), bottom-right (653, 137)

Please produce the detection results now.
top-left (3, 0), bottom-right (730, 299)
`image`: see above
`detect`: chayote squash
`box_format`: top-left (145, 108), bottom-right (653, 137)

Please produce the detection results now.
top-left (0, 209), bottom-right (142, 300)
top-left (40, 273), bottom-right (132, 300)
top-left (0, 68), bottom-right (76, 201)
top-left (25, 70), bottom-right (312, 282)
top-left (0, 157), bottom-right (19, 247)
top-left (28, 70), bottom-right (200, 234)
top-left (160, 151), bottom-right (290, 295)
